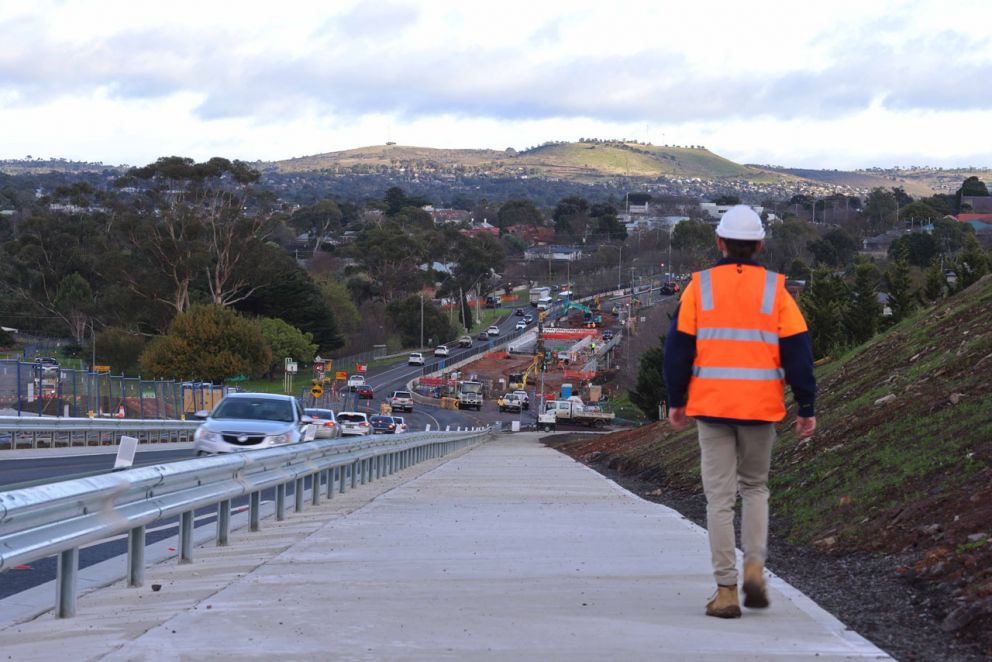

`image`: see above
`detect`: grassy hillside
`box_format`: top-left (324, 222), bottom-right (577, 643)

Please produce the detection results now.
top-left (550, 275), bottom-right (992, 639)
top-left (760, 165), bottom-right (992, 198)
top-left (269, 141), bottom-right (799, 184)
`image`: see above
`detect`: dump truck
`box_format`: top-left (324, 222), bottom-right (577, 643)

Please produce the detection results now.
top-left (538, 399), bottom-right (614, 431)
top-left (456, 380), bottom-right (483, 410)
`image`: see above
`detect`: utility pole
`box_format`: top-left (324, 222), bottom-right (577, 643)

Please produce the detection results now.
top-left (617, 245), bottom-right (622, 289)
top-left (420, 293), bottom-right (424, 349)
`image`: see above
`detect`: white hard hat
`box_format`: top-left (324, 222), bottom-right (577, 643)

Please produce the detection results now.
top-left (716, 205), bottom-right (765, 240)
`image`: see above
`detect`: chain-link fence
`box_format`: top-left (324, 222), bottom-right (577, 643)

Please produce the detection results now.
top-left (0, 360), bottom-right (228, 419)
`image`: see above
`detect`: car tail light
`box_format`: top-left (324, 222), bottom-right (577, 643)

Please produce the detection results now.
top-left (360, 421), bottom-right (369, 427)
top-left (388, 424), bottom-right (395, 429)
top-left (324, 421), bottom-right (335, 427)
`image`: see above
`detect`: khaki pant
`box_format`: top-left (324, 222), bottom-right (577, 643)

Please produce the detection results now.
top-left (697, 420), bottom-right (775, 586)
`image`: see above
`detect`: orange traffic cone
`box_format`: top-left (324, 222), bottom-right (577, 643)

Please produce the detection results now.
top-left (117, 404), bottom-right (125, 418)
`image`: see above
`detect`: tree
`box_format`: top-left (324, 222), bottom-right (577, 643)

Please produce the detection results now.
top-left (898, 201), bottom-right (941, 226)
top-left (885, 253), bottom-right (916, 324)
top-left (808, 228), bottom-right (858, 267)
top-left (93, 326), bottom-right (147, 375)
top-left (139, 305), bottom-right (271, 382)
top-left (385, 295), bottom-right (456, 348)
top-left (629, 335), bottom-right (667, 421)
top-left (257, 317), bottom-right (317, 377)
top-left (552, 196), bottom-right (590, 238)
top-left (671, 219), bottom-right (716, 270)
top-left (590, 203), bottom-right (627, 240)
top-left (497, 199), bottom-right (543, 228)
top-left (317, 278), bottom-right (361, 338)
top-left (957, 176), bottom-right (989, 208)
top-left (233, 243), bottom-right (344, 352)
top-left (888, 233), bottom-right (938, 267)
top-left (843, 261), bottom-right (882, 345)
top-left (763, 219), bottom-right (817, 272)
top-left (53, 272), bottom-right (94, 345)
top-left (288, 200), bottom-right (342, 251)
top-left (788, 258), bottom-right (811, 282)
top-left (800, 267), bottom-right (846, 359)
top-left (864, 188), bottom-right (898, 236)
top-left (117, 156), bottom-right (275, 311)
top-left (953, 234), bottom-right (990, 290)
top-left (349, 222), bottom-right (426, 301)
top-left (922, 258), bottom-right (946, 304)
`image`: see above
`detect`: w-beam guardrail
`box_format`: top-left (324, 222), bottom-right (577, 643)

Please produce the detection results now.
top-left (0, 416), bottom-right (201, 450)
top-left (0, 428), bottom-right (492, 618)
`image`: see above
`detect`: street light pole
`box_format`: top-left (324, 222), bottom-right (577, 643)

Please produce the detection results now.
top-left (617, 245), bottom-right (622, 289)
top-left (420, 293), bottom-right (424, 349)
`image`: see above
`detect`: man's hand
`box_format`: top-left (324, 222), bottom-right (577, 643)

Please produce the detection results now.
top-left (796, 416), bottom-right (816, 439)
top-left (668, 406), bottom-right (689, 431)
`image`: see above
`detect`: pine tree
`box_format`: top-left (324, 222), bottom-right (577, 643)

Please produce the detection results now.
top-left (922, 258), bottom-right (946, 304)
top-left (800, 267), bottom-right (846, 360)
top-left (954, 234), bottom-right (990, 290)
top-left (843, 261), bottom-right (882, 345)
top-left (885, 254), bottom-right (916, 324)
top-left (630, 335), bottom-right (667, 421)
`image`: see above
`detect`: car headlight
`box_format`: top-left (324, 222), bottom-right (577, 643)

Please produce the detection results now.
top-left (195, 428), bottom-right (222, 443)
top-left (263, 431), bottom-right (294, 445)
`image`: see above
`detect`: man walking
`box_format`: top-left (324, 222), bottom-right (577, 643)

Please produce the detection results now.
top-left (663, 205), bottom-right (817, 618)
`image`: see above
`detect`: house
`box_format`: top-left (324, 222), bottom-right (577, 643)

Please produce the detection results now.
top-left (861, 230), bottom-right (901, 256)
top-left (426, 207), bottom-right (471, 225)
top-left (504, 225), bottom-right (555, 244)
top-left (459, 221), bottom-right (499, 238)
top-left (699, 203), bottom-right (765, 221)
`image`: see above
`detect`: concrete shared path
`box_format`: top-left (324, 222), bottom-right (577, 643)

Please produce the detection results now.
top-left (0, 433), bottom-right (889, 660)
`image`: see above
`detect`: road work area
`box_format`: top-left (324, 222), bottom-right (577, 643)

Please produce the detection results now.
top-left (0, 433), bottom-right (889, 660)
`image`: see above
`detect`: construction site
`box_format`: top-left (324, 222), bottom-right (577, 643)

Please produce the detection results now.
top-left (413, 287), bottom-right (665, 408)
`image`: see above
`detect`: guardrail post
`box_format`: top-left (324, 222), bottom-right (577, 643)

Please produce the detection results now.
top-left (250, 491), bottom-right (261, 531)
top-left (360, 459), bottom-right (368, 485)
top-left (327, 468), bottom-right (335, 499)
top-left (350, 461), bottom-right (358, 489)
top-left (128, 526), bottom-right (145, 586)
top-left (180, 511), bottom-right (193, 563)
top-left (56, 548), bottom-right (79, 618)
top-left (276, 484), bottom-right (286, 520)
top-left (217, 500), bottom-right (231, 546)
top-left (340, 466), bottom-right (348, 493)
top-left (312, 472), bottom-right (322, 506)
top-left (295, 477), bottom-right (305, 512)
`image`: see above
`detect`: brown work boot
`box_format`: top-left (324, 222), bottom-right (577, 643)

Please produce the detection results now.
top-left (742, 561), bottom-right (769, 609)
top-left (705, 585), bottom-right (741, 618)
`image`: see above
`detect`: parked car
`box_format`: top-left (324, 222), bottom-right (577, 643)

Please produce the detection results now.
top-left (458, 335), bottom-right (473, 347)
top-left (193, 393), bottom-right (311, 454)
top-left (389, 390), bottom-right (414, 412)
top-left (514, 308), bottom-right (525, 316)
top-left (356, 384), bottom-right (374, 399)
top-left (304, 408), bottom-right (340, 439)
top-left (347, 374), bottom-right (366, 391)
top-left (391, 415), bottom-right (408, 433)
top-left (337, 411), bottom-right (371, 436)
top-left (370, 415), bottom-right (397, 434)
top-left (512, 390), bottom-right (530, 410)
top-left (408, 352), bottom-right (425, 366)
top-left (434, 344), bottom-right (449, 357)
top-left (487, 325), bottom-right (500, 336)
top-left (515, 320), bottom-right (526, 330)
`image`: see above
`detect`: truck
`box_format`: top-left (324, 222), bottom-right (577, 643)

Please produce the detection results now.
top-left (456, 380), bottom-right (483, 410)
top-left (529, 286), bottom-right (551, 305)
top-left (538, 399), bottom-right (615, 431)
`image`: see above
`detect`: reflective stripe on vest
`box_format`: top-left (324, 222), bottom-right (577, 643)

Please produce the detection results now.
top-left (699, 269), bottom-right (714, 311)
top-left (692, 366), bottom-right (785, 380)
top-left (760, 270), bottom-right (777, 315)
top-left (696, 327), bottom-right (779, 344)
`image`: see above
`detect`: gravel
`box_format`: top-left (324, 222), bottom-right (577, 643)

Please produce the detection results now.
top-left (579, 457), bottom-right (990, 662)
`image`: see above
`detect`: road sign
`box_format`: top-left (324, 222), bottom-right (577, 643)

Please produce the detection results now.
top-left (310, 384), bottom-right (324, 398)
top-left (335, 371), bottom-right (347, 380)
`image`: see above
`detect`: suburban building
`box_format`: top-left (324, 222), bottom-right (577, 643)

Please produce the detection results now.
top-left (524, 245), bottom-right (584, 261)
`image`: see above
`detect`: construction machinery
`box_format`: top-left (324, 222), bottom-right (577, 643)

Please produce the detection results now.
top-left (561, 300), bottom-right (602, 327)
top-left (508, 355), bottom-right (541, 390)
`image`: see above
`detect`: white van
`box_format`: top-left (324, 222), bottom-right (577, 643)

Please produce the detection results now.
top-left (536, 296), bottom-right (553, 311)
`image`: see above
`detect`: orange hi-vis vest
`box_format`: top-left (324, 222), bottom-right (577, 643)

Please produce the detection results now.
top-left (678, 263), bottom-right (806, 421)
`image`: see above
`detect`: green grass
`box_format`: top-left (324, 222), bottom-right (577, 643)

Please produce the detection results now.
top-left (611, 391), bottom-right (648, 423)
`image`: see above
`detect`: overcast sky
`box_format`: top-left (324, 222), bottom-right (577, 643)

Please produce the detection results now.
top-left (2, 0), bottom-right (990, 169)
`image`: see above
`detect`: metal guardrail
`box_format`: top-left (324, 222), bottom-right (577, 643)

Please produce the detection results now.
top-left (0, 416), bottom-right (201, 449)
top-left (0, 427), bottom-right (492, 618)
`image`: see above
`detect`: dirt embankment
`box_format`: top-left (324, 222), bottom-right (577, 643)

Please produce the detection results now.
top-left (547, 275), bottom-right (992, 660)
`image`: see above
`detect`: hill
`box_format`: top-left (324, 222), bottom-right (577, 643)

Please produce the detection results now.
top-left (268, 141), bottom-right (803, 186)
top-left (758, 165), bottom-right (992, 198)
top-left (548, 275), bottom-right (992, 657)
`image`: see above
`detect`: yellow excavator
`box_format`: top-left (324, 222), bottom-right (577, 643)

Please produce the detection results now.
top-left (508, 354), bottom-right (541, 390)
